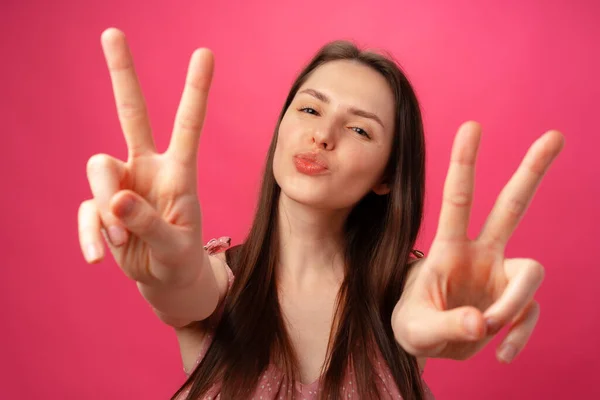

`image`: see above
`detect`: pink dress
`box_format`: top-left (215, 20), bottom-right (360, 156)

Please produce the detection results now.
top-left (178, 238), bottom-right (435, 399)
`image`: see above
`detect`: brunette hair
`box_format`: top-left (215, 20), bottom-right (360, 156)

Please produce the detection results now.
top-left (172, 40), bottom-right (426, 400)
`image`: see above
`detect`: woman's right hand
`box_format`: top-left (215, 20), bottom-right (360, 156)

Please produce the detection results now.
top-left (78, 28), bottom-right (215, 288)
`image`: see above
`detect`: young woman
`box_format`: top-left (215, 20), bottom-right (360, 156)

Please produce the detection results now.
top-left (78, 28), bottom-right (564, 399)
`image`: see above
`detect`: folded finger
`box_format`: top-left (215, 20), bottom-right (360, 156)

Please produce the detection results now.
top-left (86, 153), bottom-right (129, 247)
top-left (78, 199), bottom-right (104, 263)
top-left (483, 258), bottom-right (544, 335)
top-left (395, 305), bottom-right (486, 357)
top-left (496, 300), bottom-right (540, 363)
top-left (109, 189), bottom-right (180, 258)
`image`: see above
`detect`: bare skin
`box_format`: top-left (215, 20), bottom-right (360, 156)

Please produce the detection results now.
top-left (78, 27), bottom-right (565, 385)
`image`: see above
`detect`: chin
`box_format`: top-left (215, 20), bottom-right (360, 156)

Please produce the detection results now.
top-left (278, 176), bottom-right (365, 211)
top-left (278, 177), bottom-right (331, 207)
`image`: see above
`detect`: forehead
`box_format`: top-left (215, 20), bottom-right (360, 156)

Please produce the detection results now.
top-left (297, 60), bottom-right (395, 126)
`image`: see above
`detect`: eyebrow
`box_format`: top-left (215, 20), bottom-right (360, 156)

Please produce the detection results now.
top-left (298, 88), bottom-right (385, 129)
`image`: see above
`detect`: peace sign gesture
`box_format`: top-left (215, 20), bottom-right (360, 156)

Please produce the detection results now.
top-left (77, 28), bottom-right (215, 288)
top-left (392, 121), bottom-right (565, 363)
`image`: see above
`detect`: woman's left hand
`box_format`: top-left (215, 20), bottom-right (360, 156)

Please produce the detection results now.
top-left (392, 121), bottom-right (565, 363)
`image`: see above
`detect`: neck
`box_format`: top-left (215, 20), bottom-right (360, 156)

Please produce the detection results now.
top-left (276, 192), bottom-right (349, 289)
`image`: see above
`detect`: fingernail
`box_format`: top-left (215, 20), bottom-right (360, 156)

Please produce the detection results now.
top-left (486, 318), bottom-right (501, 335)
top-left (86, 243), bottom-right (101, 262)
top-left (498, 343), bottom-right (518, 363)
top-left (108, 225), bottom-right (127, 247)
top-left (116, 197), bottom-right (136, 217)
top-left (464, 313), bottom-right (480, 338)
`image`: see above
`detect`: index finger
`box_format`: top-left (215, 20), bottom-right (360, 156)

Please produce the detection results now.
top-left (166, 48), bottom-right (214, 165)
top-left (101, 28), bottom-right (156, 158)
top-left (435, 121), bottom-right (482, 241)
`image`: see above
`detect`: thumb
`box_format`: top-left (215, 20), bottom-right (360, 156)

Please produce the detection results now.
top-left (424, 306), bottom-right (487, 344)
top-left (399, 306), bottom-right (486, 355)
top-left (110, 190), bottom-right (178, 255)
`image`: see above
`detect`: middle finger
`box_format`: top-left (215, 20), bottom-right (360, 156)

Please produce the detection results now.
top-left (167, 48), bottom-right (214, 165)
top-left (478, 130), bottom-right (564, 248)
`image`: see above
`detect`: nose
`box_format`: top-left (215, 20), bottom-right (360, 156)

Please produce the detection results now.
top-left (312, 126), bottom-right (335, 150)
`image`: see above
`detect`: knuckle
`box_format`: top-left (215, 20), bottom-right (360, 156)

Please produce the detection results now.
top-left (86, 153), bottom-right (111, 175)
top-left (504, 196), bottom-right (528, 219)
top-left (78, 199), bottom-right (95, 214)
top-left (186, 75), bottom-right (211, 93)
top-left (116, 101), bottom-right (147, 120)
top-left (176, 111), bottom-right (203, 133)
top-left (443, 191), bottom-right (472, 208)
top-left (524, 259), bottom-right (545, 283)
top-left (523, 153), bottom-right (547, 177)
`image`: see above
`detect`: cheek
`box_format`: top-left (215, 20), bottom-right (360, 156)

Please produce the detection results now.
top-left (341, 146), bottom-right (388, 185)
top-left (273, 119), bottom-right (304, 170)
top-left (272, 134), bottom-right (284, 178)
top-left (277, 115), bottom-right (301, 145)
top-left (272, 128), bottom-right (293, 183)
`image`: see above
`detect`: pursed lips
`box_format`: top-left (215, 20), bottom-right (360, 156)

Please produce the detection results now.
top-left (293, 151), bottom-right (329, 169)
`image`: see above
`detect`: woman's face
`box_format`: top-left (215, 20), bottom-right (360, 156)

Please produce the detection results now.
top-left (273, 60), bottom-right (396, 210)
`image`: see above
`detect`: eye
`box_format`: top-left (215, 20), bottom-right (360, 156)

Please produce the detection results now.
top-left (350, 127), bottom-right (371, 139)
top-left (299, 107), bottom-right (319, 115)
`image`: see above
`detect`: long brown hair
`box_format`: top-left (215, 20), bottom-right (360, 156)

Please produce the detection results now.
top-left (172, 40), bottom-right (427, 400)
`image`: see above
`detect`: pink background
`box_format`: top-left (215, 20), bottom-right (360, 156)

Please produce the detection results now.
top-left (1, 0), bottom-right (598, 398)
